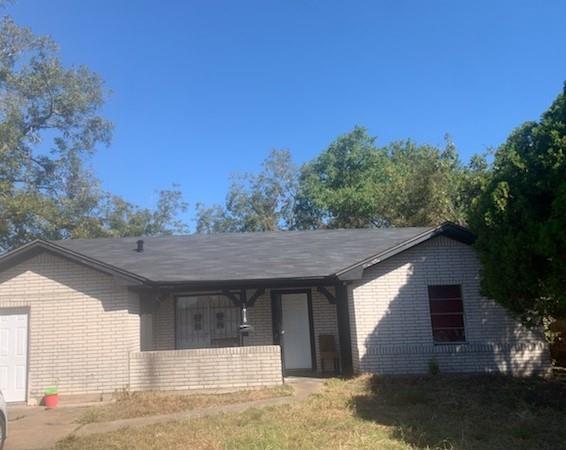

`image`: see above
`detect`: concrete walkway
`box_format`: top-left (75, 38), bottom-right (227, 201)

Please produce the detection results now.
top-left (5, 404), bottom-right (90, 450)
top-left (5, 378), bottom-right (324, 450)
top-left (74, 377), bottom-right (324, 437)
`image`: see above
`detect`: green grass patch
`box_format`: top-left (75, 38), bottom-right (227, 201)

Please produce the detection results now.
top-left (60, 374), bottom-right (566, 449)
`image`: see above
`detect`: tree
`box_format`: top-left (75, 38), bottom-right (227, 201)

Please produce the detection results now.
top-left (97, 187), bottom-right (188, 238)
top-left (0, 181), bottom-right (189, 250)
top-left (294, 127), bottom-right (385, 228)
top-left (294, 127), bottom-right (485, 229)
top-left (0, 13), bottom-right (111, 247)
top-left (0, 12), bottom-right (188, 250)
top-left (196, 149), bottom-right (297, 233)
top-left (469, 83), bottom-right (566, 325)
top-left (0, 16), bottom-right (113, 189)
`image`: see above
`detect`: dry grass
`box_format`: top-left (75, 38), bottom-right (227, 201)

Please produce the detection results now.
top-left (59, 374), bottom-right (566, 450)
top-left (77, 384), bottom-right (294, 424)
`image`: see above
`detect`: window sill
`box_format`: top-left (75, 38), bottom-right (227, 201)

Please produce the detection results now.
top-left (433, 341), bottom-right (468, 346)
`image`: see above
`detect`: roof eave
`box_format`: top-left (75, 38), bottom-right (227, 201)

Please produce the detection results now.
top-left (0, 239), bottom-right (148, 285)
top-left (146, 275), bottom-right (336, 290)
top-left (335, 222), bottom-right (476, 281)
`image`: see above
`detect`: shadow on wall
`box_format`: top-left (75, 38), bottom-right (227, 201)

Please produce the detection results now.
top-left (0, 251), bottom-right (132, 313)
top-left (358, 253), bottom-right (549, 377)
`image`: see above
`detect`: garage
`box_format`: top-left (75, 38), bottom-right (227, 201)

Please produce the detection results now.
top-left (0, 311), bottom-right (28, 402)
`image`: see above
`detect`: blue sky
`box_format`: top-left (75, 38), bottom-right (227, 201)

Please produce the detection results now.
top-left (8, 1), bottom-right (566, 227)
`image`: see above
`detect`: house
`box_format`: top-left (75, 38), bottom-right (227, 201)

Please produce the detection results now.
top-left (0, 223), bottom-right (550, 404)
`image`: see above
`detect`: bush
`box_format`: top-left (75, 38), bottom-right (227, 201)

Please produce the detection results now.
top-left (428, 359), bottom-right (440, 376)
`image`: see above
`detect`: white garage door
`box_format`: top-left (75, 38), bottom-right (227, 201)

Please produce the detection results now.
top-left (0, 312), bottom-right (28, 402)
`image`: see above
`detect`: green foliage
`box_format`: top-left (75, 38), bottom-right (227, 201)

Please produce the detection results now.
top-left (0, 14), bottom-right (109, 249)
top-left (95, 187), bottom-right (188, 239)
top-left (195, 149), bottom-right (297, 233)
top-left (469, 84), bottom-right (566, 324)
top-left (0, 181), bottom-right (188, 250)
top-left (294, 126), bottom-right (384, 228)
top-left (295, 126), bottom-right (487, 229)
top-left (0, 12), bottom-right (188, 250)
top-left (197, 128), bottom-right (488, 233)
top-left (0, 15), bottom-right (112, 187)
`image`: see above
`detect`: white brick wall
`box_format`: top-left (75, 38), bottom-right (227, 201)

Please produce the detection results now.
top-left (311, 288), bottom-right (340, 372)
top-left (1, 234), bottom-right (547, 403)
top-left (129, 345), bottom-right (282, 391)
top-left (350, 236), bottom-right (551, 375)
top-left (242, 292), bottom-right (273, 347)
top-left (151, 288), bottom-right (340, 373)
top-left (0, 252), bottom-right (140, 402)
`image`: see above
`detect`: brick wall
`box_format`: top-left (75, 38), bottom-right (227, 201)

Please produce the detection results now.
top-left (0, 252), bottom-right (140, 403)
top-left (350, 236), bottom-right (551, 375)
top-left (311, 287), bottom-right (340, 372)
top-left (242, 293), bottom-right (273, 347)
top-left (129, 345), bottom-right (282, 391)
top-left (151, 288), bottom-right (339, 373)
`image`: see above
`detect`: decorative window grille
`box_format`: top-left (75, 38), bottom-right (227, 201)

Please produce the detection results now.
top-left (176, 294), bottom-right (241, 349)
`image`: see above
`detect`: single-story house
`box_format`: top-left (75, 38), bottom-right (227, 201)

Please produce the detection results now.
top-left (0, 222), bottom-right (550, 404)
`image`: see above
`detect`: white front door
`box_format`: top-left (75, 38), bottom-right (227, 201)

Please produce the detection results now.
top-left (281, 293), bottom-right (313, 370)
top-left (0, 312), bottom-right (28, 402)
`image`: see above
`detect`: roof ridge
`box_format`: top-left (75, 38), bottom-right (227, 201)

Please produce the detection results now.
top-left (51, 226), bottom-right (432, 243)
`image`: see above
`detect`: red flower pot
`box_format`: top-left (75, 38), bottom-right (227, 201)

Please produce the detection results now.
top-left (44, 393), bottom-right (59, 408)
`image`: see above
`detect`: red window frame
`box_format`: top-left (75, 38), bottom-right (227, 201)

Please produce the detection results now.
top-left (428, 285), bottom-right (465, 343)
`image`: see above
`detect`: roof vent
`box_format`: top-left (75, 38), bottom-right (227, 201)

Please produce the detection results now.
top-left (136, 239), bottom-right (144, 253)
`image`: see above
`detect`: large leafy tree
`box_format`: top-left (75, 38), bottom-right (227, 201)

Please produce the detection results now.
top-left (294, 126), bottom-right (487, 229)
top-left (196, 149), bottom-right (297, 233)
top-left (469, 84), bottom-right (566, 325)
top-left (0, 14), bottom-right (112, 245)
top-left (294, 127), bottom-right (386, 228)
top-left (0, 11), bottom-right (187, 250)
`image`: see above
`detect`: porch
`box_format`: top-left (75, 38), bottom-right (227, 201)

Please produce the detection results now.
top-left (136, 284), bottom-right (352, 389)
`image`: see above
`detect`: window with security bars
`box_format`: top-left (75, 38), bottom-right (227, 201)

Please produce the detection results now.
top-left (176, 294), bottom-right (241, 349)
top-left (428, 285), bottom-right (465, 343)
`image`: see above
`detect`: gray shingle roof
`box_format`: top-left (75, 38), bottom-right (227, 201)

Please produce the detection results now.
top-left (53, 227), bottom-right (434, 282)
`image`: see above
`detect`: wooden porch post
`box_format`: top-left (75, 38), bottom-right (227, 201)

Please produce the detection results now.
top-left (335, 283), bottom-right (353, 376)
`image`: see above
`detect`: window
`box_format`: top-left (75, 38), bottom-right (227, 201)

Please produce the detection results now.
top-left (193, 313), bottom-right (203, 331)
top-left (216, 312), bottom-right (225, 329)
top-left (428, 285), bottom-right (465, 343)
top-left (176, 295), bottom-right (240, 349)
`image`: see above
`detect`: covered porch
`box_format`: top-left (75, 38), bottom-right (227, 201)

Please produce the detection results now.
top-left (135, 282), bottom-right (353, 389)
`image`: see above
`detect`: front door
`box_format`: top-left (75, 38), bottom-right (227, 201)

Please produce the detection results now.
top-left (279, 292), bottom-right (313, 370)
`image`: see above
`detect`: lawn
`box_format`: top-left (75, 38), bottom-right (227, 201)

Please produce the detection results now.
top-left (78, 384), bottom-right (294, 424)
top-left (59, 374), bottom-right (566, 449)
